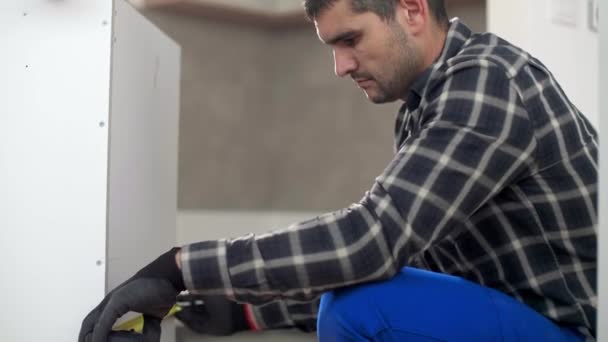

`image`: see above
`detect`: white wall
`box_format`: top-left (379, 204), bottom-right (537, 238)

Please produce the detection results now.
top-left (0, 1), bottom-right (112, 341)
top-left (0, 1), bottom-right (181, 340)
top-left (108, 0), bottom-right (180, 297)
top-left (108, 2), bottom-right (181, 340)
top-left (597, 0), bottom-right (607, 339)
top-left (487, 0), bottom-right (599, 129)
top-left (134, 0), bottom-right (302, 13)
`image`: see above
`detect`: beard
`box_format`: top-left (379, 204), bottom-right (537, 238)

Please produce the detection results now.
top-left (360, 22), bottom-right (422, 104)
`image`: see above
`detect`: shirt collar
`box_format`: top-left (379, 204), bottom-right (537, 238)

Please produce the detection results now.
top-left (408, 18), bottom-right (473, 99)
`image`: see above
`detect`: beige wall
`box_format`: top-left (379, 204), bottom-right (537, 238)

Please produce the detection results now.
top-left (143, 0), bottom-right (486, 211)
top-left (447, 0), bottom-right (486, 33)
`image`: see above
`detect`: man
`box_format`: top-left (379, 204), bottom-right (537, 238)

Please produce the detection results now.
top-left (79, 0), bottom-right (597, 341)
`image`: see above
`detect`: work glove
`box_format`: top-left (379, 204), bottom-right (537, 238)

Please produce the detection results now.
top-left (90, 327), bottom-right (160, 342)
top-left (175, 293), bottom-right (249, 336)
top-left (79, 248), bottom-right (186, 342)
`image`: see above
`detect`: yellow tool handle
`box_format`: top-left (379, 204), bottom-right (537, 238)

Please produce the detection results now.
top-left (113, 305), bottom-right (181, 333)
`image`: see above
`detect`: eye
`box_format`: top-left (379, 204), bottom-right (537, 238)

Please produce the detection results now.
top-left (342, 36), bottom-right (358, 47)
top-left (343, 38), bottom-right (355, 46)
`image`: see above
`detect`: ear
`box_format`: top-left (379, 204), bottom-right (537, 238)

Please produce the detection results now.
top-left (395, 0), bottom-right (429, 35)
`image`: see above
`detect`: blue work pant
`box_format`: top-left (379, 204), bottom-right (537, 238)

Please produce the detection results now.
top-left (317, 267), bottom-right (585, 341)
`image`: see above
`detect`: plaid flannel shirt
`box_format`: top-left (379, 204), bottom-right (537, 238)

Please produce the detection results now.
top-left (181, 19), bottom-right (598, 339)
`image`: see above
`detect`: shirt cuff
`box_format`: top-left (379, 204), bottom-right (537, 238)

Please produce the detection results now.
top-left (180, 239), bottom-right (235, 298)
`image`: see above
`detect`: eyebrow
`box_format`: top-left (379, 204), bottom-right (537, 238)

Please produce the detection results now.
top-left (325, 30), bottom-right (359, 45)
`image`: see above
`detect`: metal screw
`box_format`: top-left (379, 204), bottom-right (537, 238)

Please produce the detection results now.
top-left (102, 20), bottom-right (108, 26)
top-left (23, 12), bottom-right (28, 16)
top-left (96, 260), bottom-right (103, 266)
top-left (99, 121), bottom-right (105, 127)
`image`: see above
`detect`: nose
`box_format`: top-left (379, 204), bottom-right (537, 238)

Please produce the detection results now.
top-left (333, 48), bottom-right (357, 77)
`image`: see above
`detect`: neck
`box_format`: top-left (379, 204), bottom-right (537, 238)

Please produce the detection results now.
top-left (398, 24), bottom-right (448, 102)
top-left (421, 24), bottom-right (448, 69)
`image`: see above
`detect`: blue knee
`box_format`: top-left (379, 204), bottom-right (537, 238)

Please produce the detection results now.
top-left (317, 268), bottom-right (585, 342)
top-left (317, 283), bottom-right (385, 341)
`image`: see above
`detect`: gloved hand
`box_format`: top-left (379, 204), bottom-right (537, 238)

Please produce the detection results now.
top-left (79, 248), bottom-right (186, 342)
top-left (175, 293), bottom-right (249, 336)
top-left (87, 328), bottom-right (159, 342)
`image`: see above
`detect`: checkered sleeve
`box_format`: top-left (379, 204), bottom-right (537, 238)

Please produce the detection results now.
top-left (180, 61), bottom-right (538, 330)
top-left (243, 299), bottom-right (319, 332)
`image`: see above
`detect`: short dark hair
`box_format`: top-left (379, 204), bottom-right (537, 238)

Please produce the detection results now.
top-left (304, 0), bottom-right (448, 27)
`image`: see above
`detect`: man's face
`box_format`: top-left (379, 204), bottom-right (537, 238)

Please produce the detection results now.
top-left (315, 0), bottom-right (423, 103)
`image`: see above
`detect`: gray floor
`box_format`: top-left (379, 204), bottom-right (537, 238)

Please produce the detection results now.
top-left (177, 326), bottom-right (316, 342)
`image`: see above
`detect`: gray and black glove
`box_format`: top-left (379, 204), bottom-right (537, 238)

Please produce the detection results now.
top-left (96, 328), bottom-right (159, 342)
top-left (175, 293), bottom-right (249, 336)
top-left (79, 248), bottom-right (186, 342)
